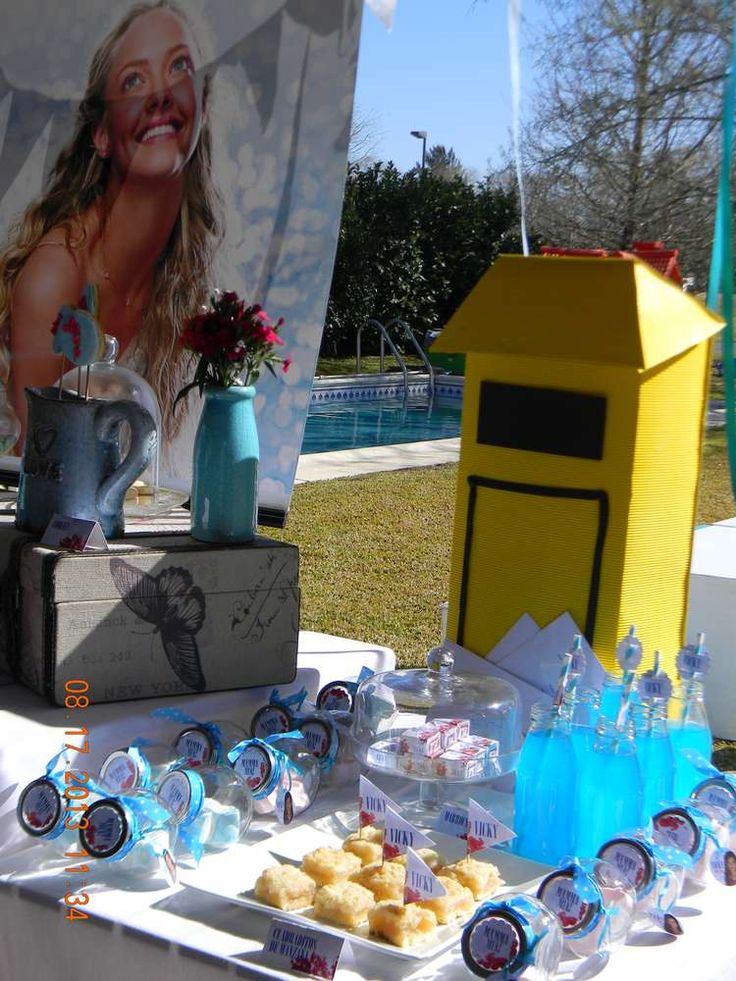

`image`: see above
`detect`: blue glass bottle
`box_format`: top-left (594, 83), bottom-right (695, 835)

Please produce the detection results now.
top-left (598, 672), bottom-right (626, 722)
top-left (670, 680), bottom-right (712, 799)
top-left (573, 719), bottom-right (642, 858)
top-left (564, 687), bottom-right (599, 765)
top-left (514, 704), bottom-right (576, 865)
top-left (633, 703), bottom-right (674, 825)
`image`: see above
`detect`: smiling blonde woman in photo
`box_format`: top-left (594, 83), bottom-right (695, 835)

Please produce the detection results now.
top-left (0, 0), bottom-right (224, 444)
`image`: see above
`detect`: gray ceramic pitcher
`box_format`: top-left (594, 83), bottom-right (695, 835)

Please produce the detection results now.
top-left (16, 387), bottom-right (157, 538)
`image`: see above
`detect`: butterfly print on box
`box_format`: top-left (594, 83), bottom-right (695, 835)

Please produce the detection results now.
top-left (110, 559), bottom-right (207, 692)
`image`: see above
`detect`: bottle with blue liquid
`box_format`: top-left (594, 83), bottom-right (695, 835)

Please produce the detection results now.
top-left (670, 634), bottom-right (712, 799)
top-left (563, 687), bottom-right (599, 765)
top-left (514, 703), bottom-right (577, 866)
top-left (633, 653), bottom-right (674, 824)
top-left (573, 718), bottom-right (642, 858)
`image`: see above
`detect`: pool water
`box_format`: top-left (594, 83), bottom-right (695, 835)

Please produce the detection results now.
top-left (301, 399), bottom-right (462, 454)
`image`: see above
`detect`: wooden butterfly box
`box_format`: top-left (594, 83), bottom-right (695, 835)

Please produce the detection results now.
top-left (9, 531), bottom-right (300, 705)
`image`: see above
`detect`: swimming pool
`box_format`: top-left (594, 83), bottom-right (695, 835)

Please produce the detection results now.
top-left (301, 398), bottom-right (462, 454)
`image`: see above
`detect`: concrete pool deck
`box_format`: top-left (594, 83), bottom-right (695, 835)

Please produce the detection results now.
top-left (294, 437), bottom-right (460, 483)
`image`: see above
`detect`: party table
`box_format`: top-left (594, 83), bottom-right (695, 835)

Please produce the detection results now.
top-left (0, 633), bottom-right (734, 981)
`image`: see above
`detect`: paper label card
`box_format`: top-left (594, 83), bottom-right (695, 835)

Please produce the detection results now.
top-left (436, 803), bottom-right (469, 840)
top-left (648, 907), bottom-right (684, 935)
top-left (41, 513), bottom-right (107, 552)
top-left (710, 848), bottom-right (736, 887)
top-left (467, 799), bottom-right (516, 853)
top-left (404, 846), bottom-right (446, 903)
top-left (263, 919), bottom-right (344, 979)
top-left (382, 805), bottom-right (434, 860)
top-left (358, 775), bottom-right (399, 829)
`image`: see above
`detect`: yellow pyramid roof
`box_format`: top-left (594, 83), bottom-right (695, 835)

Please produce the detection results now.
top-left (433, 255), bottom-right (723, 369)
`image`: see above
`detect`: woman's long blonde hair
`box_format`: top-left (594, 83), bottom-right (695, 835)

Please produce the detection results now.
top-left (0, 0), bottom-right (224, 436)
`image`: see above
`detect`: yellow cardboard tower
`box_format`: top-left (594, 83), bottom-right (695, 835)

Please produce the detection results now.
top-left (433, 255), bottom-right (723, 673)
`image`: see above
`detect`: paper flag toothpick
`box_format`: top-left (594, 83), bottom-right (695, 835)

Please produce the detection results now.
top-left (358, 775), bottom-right (399, 829)
top-left (467, 799), bottom-right (516, 854)
top-left (382, 805), bottom-right (434, 861)
top-left (403, 847), bottom-right (447, 904)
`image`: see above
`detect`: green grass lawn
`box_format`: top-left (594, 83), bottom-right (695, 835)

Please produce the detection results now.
top-left (316, 355), bottom-right (427, 376)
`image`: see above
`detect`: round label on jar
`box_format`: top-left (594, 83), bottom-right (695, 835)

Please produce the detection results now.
top-left (710, 848), bottom-right (736, 887)
top-left (99, 750), bottom-right (141, 792)
top-left (18, 778), bottom-right (61, 836)
top-left (232, 744), bottom-right (272, 792)
top-left (175, 727), bottom-right (214, 766)
top-left (316, 682), bottom-right (354, 713)
top-left (80, 800), bottom-right (127, 858)
top-left (158, 770), bottom-right (204, 826)
top-left (299, 718), bottom-right (333, 759)
top-left (538, 870), bottom-right (597, 935)
top-left (652, 807), bottom-right (700, 856)
top-left (251, 705), bottom-right (293, 739)
top-left (598, 839), bottom-right (654, 895)
top-left (692, 778), bottom-right (736, 819)
top-left (463, 910), bottom-right (525, 976)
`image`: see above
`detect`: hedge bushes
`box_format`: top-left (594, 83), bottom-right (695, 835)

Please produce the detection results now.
top-left (322, 163), bottom-right (525, 357)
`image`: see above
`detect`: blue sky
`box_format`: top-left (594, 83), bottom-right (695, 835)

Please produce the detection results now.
top-left (353, 0), bottom-right (546, 177)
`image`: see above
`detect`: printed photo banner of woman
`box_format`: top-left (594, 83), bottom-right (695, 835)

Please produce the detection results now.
top-left (0, 0), bottom-right (362, 517)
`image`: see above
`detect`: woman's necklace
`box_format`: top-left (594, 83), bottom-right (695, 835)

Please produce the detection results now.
top-left (101, 269), bottom-right (134, 308)
top-left (97, 221), bottom-right (150, 313)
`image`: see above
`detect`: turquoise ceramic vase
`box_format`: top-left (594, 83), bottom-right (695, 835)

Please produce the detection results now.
top-left (190, 385), bottom-right (259, 543)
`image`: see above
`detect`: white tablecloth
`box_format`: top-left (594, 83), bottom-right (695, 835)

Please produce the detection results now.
top-left (1, 633), bottom-right (735, 981)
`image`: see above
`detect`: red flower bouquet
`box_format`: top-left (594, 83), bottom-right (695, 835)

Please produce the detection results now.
top-left (175, 290), bottom-right (289, 407)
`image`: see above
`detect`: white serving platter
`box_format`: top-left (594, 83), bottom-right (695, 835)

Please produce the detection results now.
top-left (180, 822), bottom-right (551, 963)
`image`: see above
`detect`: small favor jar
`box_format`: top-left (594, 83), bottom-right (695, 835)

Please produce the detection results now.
top-left (173, 719), bottom-right (247, 767)
top-left (157, 765), bottom-right (253, 859)
top-left (250, 687), bottom-right (310, 739)
top-left (228, 732), bottom-right (320, 819)
top-left (651, 801), bottom-right (725, 887)
top-left (79, 789), bottom-right (178, 886)
top-left (461, 893), bottom-right (564, 980)
top-left (98, 742), bottom-right (179, 792)
top-left (536, 859), bottom-right (636, 959)
top-left (297, 711), bottom-right (342, 777)
top-left (597, 832), bottom-right (686, 924)
top-left (691, 775), bottom-right (736, 824)
top-left (17, 758), bottom-right (102, 858)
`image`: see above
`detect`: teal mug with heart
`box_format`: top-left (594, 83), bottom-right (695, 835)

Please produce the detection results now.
top-left (16, 387), bottom-right (157, 539)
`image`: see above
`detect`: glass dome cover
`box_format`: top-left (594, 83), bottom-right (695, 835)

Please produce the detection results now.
top-left (353, 655), bottom-right (522, 783)
top-left (58, 335), bottom-right (162, 492)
